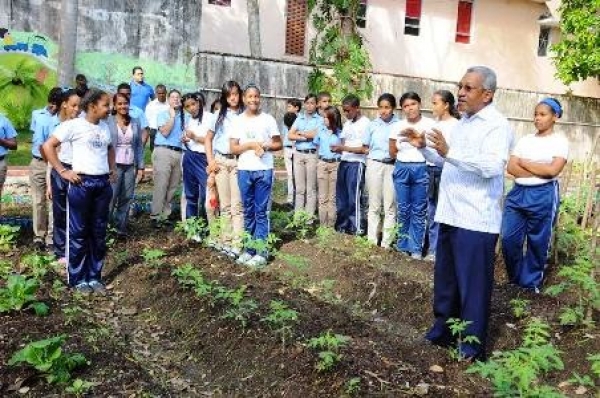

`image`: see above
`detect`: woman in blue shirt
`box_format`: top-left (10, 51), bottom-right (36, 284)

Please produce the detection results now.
top-left (363, 93), bottom-right (399, 248)
top-left (313, 106), bottom-right (341, 227)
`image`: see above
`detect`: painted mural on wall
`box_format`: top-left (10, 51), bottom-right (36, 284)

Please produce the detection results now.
top-left (0, 29), bottom-right (197, 129)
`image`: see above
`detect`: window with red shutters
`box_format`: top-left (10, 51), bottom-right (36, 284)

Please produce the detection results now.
top-left (404, 0), bottom-right (422, 36)
top-left (456, 0), bottom-right (474, 44)
top-left (285, 0), bottom-right (307, 56)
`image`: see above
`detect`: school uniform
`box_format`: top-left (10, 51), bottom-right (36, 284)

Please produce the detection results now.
top-left (151, 111), bottom-right (185, 221)
top-left (145, 98), bottom-right (169, 151)
top-left (52, 118), bottom-right (113, 287)
top-left (281, 124), bottom-right (295, 204)
top-left (314, 126), bottom-right (341, 227)
top-left (363, 115), bottom-right (399, 248)
top-left (0, 114), bottom-right (17, 189)
top-left (29, 107), bottom-right (55, 246)
top-left (292, 112), bottom-right (323, 216)
top-left (49, 116), bottom-right (72, 259)
top-left (501, 132), bottom-right (568, 290)
top-left (427, 117), bottom-right (458, 257)
top-left (212, 110), bottom-right (244, 251)
top-left (107, 116), bottom-right (145, 235)
top-left (335, 115), bottom-right (370, 235)
top-left (390, 116), bottom-right (436, 256)
top-left (231, 112), bottom-right (279, 257)
top-left (130, 80), bottom-right (155, 111)
top-left (182, 112), bottom-right (215, 221)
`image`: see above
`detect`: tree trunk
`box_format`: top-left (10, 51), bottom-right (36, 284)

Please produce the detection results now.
top-left (58, 0), bottom-right (78, 87)
top-left (247, 0), bottom-right (261, 57)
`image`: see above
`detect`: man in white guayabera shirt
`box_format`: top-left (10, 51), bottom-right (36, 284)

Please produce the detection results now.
top-left (401, 66), bottom-right (514, 360)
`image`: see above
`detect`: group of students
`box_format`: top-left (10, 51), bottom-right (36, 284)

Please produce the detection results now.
top-left (281, 90), bottom-right (461, 261)
top-left (0, 69), bottom-right (568, 299)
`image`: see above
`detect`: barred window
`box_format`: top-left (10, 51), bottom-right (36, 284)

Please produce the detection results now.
top-left (285, 0), bottom-right (307, 56)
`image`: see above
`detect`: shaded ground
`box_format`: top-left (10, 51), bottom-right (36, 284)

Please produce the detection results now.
top-left (0, 184), bottom-right (598, 397)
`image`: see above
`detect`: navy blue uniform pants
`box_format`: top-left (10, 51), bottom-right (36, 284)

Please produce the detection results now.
top-left (393, 161), bottom-right (428, 255)
top-left (426, 223), bottom-right (498, 359)
top-left (67, 175), bottom-right (112, 287)
top-left (501, 181), bottom-right (559, 290)
top-left (238, 169), bottom-right (273, 256)
top-left (426, 165), bottom-right (443, 256)
top-left (182, 151), bottom-right (208, 221)
top-left (50, 162), bottom-right (72, 259)
top-left (335, 161), bottom-right (365, 235)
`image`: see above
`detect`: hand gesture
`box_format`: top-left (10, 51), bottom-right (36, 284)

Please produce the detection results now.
top-left (62, 170), bottom-right (81, 185)
top-left (169, 107), bottom-right (176, 118)
top-left (399, 128), bottom-right (426, 148)
top-left (253, 142), bottom-right (265, 157)
top-left (426, 128), bottom-right (449, 157)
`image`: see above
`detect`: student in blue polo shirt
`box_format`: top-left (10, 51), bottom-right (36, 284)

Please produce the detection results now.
top-left (29, 87), bottom-right (62, 250)
top-left (363, 93), bottom-right (399, 248)
top-left (151, 89), bottom-right (186, 227)
top-left (502, 98), bottom-right (568, 292)
top-left (288, 93), bottom-right (323, 217)
top-left (313, 106), bottom-right (342, 227)
top-left (0, 113), bottom-right (18, 212)
top-left (130, 66), bottom-right (155, 111)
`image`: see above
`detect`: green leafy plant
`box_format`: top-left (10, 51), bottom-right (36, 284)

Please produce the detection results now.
top-left (278, 252), bottom-right (309, 271)
top-left (270, 210), bottom-right (293, 235)
top-left (306, 331), bottom-right (351, 372)
top-left (0, 274), bottom-right (48, 316)
top-left (286, 210), bottom-right (316, 240)
top-left (21, 254), bottom-right (59, 280)
top-left (352, 235), bottom-right (374, 261)
top-left (172, 263), bottom-right (216, 300)
top-left (142, 248), bottom-right (166, 268)
top-left (261, 300), bottom-right (299, 347)
top-left (589, 353), bottom-right (600, 378)
top-left (315, 226), bottom-right (336, 249)
top-left (216, 285), bottom-right (258, 328)
top-left (446, 318), bottom-right (481, 362)
top-left (242, 232), bottom-right (280, 258)
top-left (545, 255), bottom-right (598, 328)
top-left (467, 317), bottom-right (564, 397)
top-left (344, 377), bottom-right (362, 396)
top-left (510, 298), bottom-right (531, 319)
top-left (0, 259), bottom-right (13, 279)
top-left (65, 378), bottom-right (98, 397)
top-left (175, 216), bottom-right (208, 242)
top-left (8, 335), bottom-right (88, 384)
top-left (0, 224), bottom-right (20, 252)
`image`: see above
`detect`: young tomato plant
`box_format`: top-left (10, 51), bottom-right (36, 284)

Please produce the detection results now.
top-left (446, 318), bottom-right (481, 362)
top-left (8, 335), bottom-right (88, 384)
top-left (286, 210), bottom-right (316, 240)
top-left (216, 285), bottom-right (258, 328)
top-left (261, 300), bottom-right (299, 347)
top-left (306, 331), bottom-right (351, 372)
top-left (0, 274), bottom-right (48, 316)
top-left (175, 216), bottom-right (208, 242)
top-left (142, 248), bottom-right (166, 268)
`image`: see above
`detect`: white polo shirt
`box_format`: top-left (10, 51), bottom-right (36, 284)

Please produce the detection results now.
top-left (512, 132), bottom-right (569, 186)
top-left (391, 116), bottom-right (436, 163)
top-left (341, 115), bottom-right (370, 163)
top-left (185, 112), bottom-right (216, 154)
top-left (231, 112), bottom-right (280, 171)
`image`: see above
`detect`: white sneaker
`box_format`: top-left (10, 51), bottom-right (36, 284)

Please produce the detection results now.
top-left (410, 253), bottom-right (422, 260)
top-left (236, 252), bottom-right (253, 265)
top-left (228, 247), bottom-right (241, 258)
top-left (245, 255), bottom-right (267, 268)
top-left (424, 254), bottom-right (436, 262)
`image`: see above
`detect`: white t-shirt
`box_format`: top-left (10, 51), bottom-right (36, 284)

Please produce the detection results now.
top-left (231, 112), bottom-right (280, 171)
top-left (430, 117), bottom-right (459, 166)
top-left (52, 118), bottom-right (112, 175)
top-left (390, 116), bottom-right (436, 162)
top-left (341, 115), bottom-right (370, 163)
top-left (184, 112), bottom-right (215, 153)
top-left (512, 132), bottom-right (569, 186)
top-left (145, 99), bottom-right (170, 130)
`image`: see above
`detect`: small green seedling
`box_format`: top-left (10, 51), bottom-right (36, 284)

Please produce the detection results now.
top-left (0, 224), bottom-right (20, 252)
top-left (261, 300), bottom-right (299, 347)
top-left (175, 216), bottom-right (208, 242)
top-left (142, 248), bottom-right (166, 268)
top-left (447, 318), bottom-right (481, 362)
top-left (65, 378), bottom-right (98, 397)
top-left (0, 274), bottom-right (48, 316)
top-left (21, 254), bottom-right (59, 280)
top-left (286, 211), bottom-right (316, 240)
top-left (510, 298), bottom-right (531, 319)
top-left (217, 285), bottom-right (258, 328)
top-left (306, 331), bottom-right (351, 372)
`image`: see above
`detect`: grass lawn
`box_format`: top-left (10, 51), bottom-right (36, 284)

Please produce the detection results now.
top-left (7, 129), bottom-right (153, 167)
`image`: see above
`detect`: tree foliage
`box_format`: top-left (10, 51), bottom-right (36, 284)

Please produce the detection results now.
top-left (307, 0), bottom-right (373, 102)
top-left (552, 0), bottom-right (600, 84)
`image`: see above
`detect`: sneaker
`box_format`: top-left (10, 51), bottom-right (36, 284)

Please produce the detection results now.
top-left (245, 255), bottom-right (267, 269)
top-left (236, 252), bottom-right (253, 265)
top-left (410, 253), bottom-right (422, 260)
top-left (88, 280), bottom-right (108, 296)
top-left (424, 254), bottom-right (436, 262)
top-left (74, 282), bottom-right (93, 295)
top-left (33, 238), bottom-right (45, 251)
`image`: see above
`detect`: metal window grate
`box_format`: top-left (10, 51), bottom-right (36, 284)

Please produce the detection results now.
top-left (537, 26), bottom-right (550, 57)
top-left (285, 0), bottom-right (307, 56)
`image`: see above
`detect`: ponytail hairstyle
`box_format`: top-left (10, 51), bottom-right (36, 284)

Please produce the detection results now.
top-left (322, 106), bottom-right (341, 134)
top-left (216, 80), bottom-right (243, 129)
top-left (111, 92), bottom-right (131, 125)
top-left (80, 89), bottom-right (108, 113)
top-left (182, 91), bottom-right (205, 123)
top-left (434, 89), bottom-right (460, 119)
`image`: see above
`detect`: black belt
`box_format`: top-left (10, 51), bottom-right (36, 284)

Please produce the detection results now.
top-left (32, 155), bottom-right (44, 161)
top-left (156, 145), bottom-right (182, 152)
top-left (372, 158), bottom-right (395, 165)
top-left (319, 157), bottom-right (340, 163)
top-left (284, 145), bottom-right (293, 148)
top-left (216, 152), bottom-right (237, 159)
top-left (296, 149), bottom-right (317, 154)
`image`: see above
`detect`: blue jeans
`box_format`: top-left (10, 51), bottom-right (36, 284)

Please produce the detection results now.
top-left (393, 162), bottom-right (428, 254)
top-left (238, 169), bottom-right (273, 256)
top-left (182, 151), bottom-right (208, 221)
top-left (501, 181), bottom-right (559, 289)
top-left (110, 164), bottom-right (136, 235)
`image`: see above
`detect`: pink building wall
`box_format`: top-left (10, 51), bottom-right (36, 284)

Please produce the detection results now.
top-left (200, 0), bottom-right (599, 98)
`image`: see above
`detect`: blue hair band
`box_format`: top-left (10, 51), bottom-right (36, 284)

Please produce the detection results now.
top-left (539, 98), bottom-right (562, 118)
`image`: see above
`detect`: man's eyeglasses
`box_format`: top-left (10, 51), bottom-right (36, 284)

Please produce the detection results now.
top-left (457, 84), bottom-right (488, 93)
